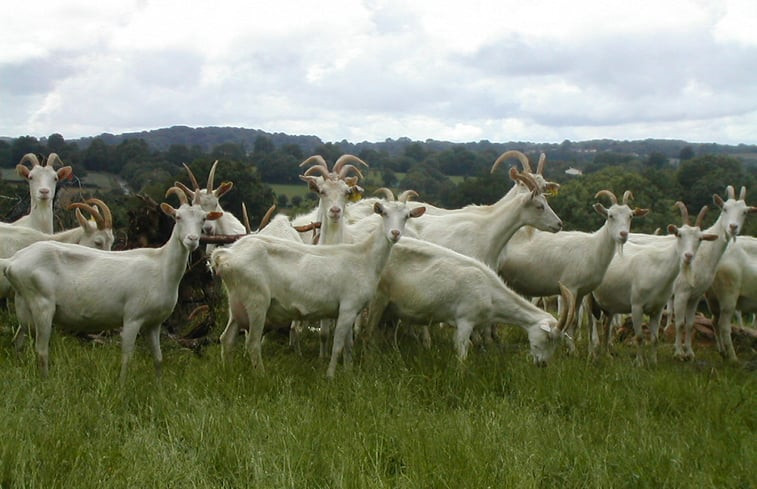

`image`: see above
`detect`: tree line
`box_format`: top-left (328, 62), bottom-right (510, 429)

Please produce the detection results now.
top-left (1, 132), bottom-right (755, 240)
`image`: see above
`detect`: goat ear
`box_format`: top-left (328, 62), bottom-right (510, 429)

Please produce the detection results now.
top-left (300, 175), bottom-right (320, 193)
top-left (409, 206), bottom-right (426, 218)
top-left (667, 224), bottom-right (679, 236)
top-left (206, 211), bottom-right (223, 221)
top-left (713, 194), bottom-right (725, 208)
top-left (701, 233), bottom-right (719, 241)
top-left (374, 202), bottom-right (386, 215)
top-left (57, 166), bottom-right (73, 181)
top-left (348, 185), bottom-right (364, 202)
top-left (160, 203), bottom-right (177, 217)
top-left (748, 206), bottom-right (757, 214)
top-left (214, 181), bottom-right (233, 198)
top-left (16, 164), bottom-right (30, 179)
top-left (633, 207), bottom-right (650, 217)
top-left (593, 203), bottom-right (608, 218)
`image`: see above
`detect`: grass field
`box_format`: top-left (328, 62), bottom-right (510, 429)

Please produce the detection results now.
top-left (0, 312), bottom-right (754, 489)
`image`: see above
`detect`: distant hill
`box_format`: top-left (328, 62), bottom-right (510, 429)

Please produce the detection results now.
top-left (39, 125), bottom-right (757, 163)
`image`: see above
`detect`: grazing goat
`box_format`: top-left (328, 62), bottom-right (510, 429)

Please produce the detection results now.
top-left (360, 237), bottom-right (575, 365)
top-left (175, 160), bottom-right (246, 253)
top-left (11, 153), bottom-right (73, 233)
top-left (0, 198), bottom-right (115, 301)
top-left (498, 190), bottom-right (649, 352)
top-left (211, 195), bottom-right (425, 378)
top-left (591, 202), bottom-right (717, 364)
top-left (671, 185), bottom-right (755, 360)
top-left (706, 235), bottom-right (757, 361)
top-left (1, 187), bottom-right (222, 382)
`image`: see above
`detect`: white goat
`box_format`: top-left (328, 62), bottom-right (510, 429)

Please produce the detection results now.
top-left (0, 187), bottom-right (222, 381)
top-left (407, 163), bottom-right (563, 270)
top-left (498, 190), bottom-right (649, 351)
top-left (360, 237), bottom-right (575, 365)
top-left (671, 185), bottom-right (754, 360)
top-left (290, 154), bottom-right (368, 357)
top-left (10, 153), bottom-right (73, 233)
top-left (706, 234), bottom-right (757, 361)
top-left (211, 195), bottom-right (425, 378)
top-left (175, 160), bottom-right (246, 253)
top-left (591, 202), bottom-right (717, 364)
top-left (292, 154), bottom-right (368, 244)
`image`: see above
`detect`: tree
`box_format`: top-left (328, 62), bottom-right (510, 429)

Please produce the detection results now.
top-left (83, 138), bottom-right (110, 171)
top-left (46, 133), bottom-right (66, 154)
top-left (9, 136), bottom-right (43, 167)
top-left (679, 146), bottom-right (695, 161)
top-left (253, 135), bottom-right (275, 155)
top-left (645, 151), bottom-right (668, 170)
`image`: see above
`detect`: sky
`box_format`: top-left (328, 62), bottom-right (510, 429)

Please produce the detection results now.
top-left (2, 0), bottom-right (757, 145)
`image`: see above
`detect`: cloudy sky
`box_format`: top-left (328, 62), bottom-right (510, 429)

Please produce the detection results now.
top-left (2, 0), bottom-right (757, 145)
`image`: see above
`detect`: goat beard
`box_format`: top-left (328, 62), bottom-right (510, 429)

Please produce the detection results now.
top-left (615, 242), bottom-right (624, 257)
top-left (681, 262), bottom-right (695, 287)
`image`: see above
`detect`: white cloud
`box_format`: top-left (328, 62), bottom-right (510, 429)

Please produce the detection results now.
top-left (1, 0), bottom-right (757, 144)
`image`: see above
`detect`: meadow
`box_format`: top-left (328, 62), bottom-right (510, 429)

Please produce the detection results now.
top-left (0, 311), bottom-right (754, 489)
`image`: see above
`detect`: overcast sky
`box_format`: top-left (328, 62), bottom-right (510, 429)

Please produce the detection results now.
top-left (2, 0), bottom-right (757, 145)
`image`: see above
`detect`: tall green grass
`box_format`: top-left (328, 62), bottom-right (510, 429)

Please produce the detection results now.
top-left (0, 318), bottom-right (754, 489)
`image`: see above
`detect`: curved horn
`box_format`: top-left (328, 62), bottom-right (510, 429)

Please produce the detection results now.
top-left (299, 155), bottom-right (329, 169)
top-left (694, 205), bottom-right (709, 228)
top-left (45, 153), bottom-right (64, 168)
top-left (165, 186), bottom-right (189, 206)
top-left (511, 168), bottom-right (539, 192)
top-left (491, 150), bottom-right (530, 174)
top-left (622, 191), bottom-right (634, 205)
top-left (182, 163), bottom-right (201, 191)
top-left (18, 153), bottom-right (41, 168)
top-left (174, 181), bottom-right (197, 202)
top-left (594, 190), bottom-right (618, 205)
top-left (241, 202), bottom-right (252, 234)
top-left (373, 187), bottom-right (396, 201)
top-left (67, 202), bottom-right (100, 227)
top-left (555, 283), bottom-right (575, 332)
top-left (337, 164), bottom-right (365, 180)
top-left (673, 201), bottom-right (690, 225)
top-left (398, 190), bottom-right (419, 203)
top-left (86, 198), bottom-right (113, 229)
top-left (303, 165), bottom-right (331, 178)
top-left (259, 203), bottom-right (277, 231)
top-left (333, 154), bottom-right (369, 175)
top-left (739, 186), bottom-right (746, 201)
top-left (536, 153), bottom-right (546, 175)
top-left (726, 185), bottom-right (735, 199)
top-left (207, 160), bottom-right (219, 192)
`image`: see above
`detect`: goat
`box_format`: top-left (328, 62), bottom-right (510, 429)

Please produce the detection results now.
top-left (210, 194), bottom-right (425, 378)
top-left (668, 185), bottom-right (757, 361)
top-left (407, 164), bottom-right (563, 270)
top-left (360, 237), bottom-right (575, 365)
top-left (590, 202), bottom-right (717, 364)
top-left (290, 154), bottom-right (368, 357)
top-left (292, 154), bottom-right (368, 244)
top-left (0, 187), bottom-right (222, 382)
top-left (10, 153), bottom-right (73, 233)
top-left (706, 234), bottom-right (757, 361)
top-left (175, 160), bottom-right (246, 253)
top-left (498, 190), bottom-right (649, 352)
top-left (0, 198), bottom-right (115, 302)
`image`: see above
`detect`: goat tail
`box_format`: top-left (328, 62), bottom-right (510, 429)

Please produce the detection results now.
top-left (208, 248), bottom-right (231, 278)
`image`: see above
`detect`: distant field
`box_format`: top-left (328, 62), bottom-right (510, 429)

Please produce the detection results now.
top-left (269, 183), bottom-right (311, 200)
top-left (2, 169), bottom-right (123, 192)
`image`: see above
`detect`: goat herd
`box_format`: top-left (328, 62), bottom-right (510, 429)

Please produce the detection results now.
top-left (0, 151), bottom-right (754, 382)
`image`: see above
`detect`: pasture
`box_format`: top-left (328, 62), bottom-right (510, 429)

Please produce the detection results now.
top-left (0, 313), bottom-right (754, 489)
